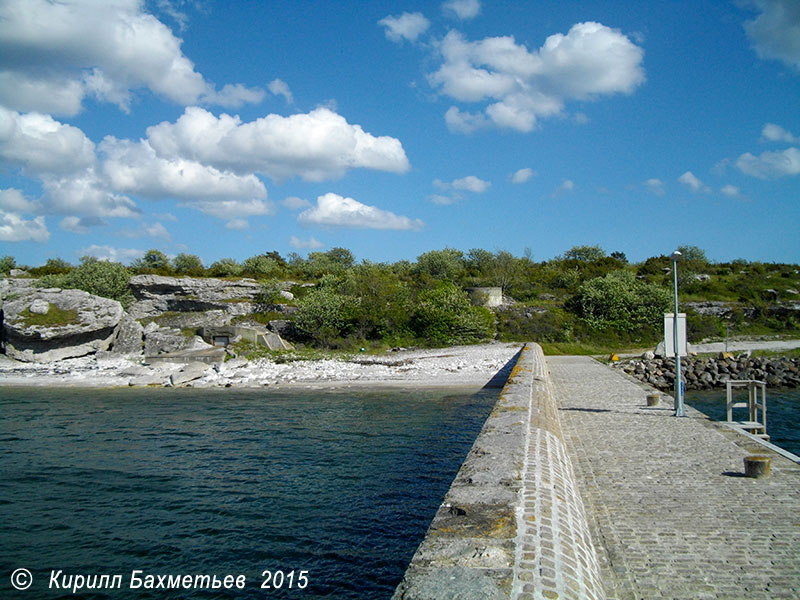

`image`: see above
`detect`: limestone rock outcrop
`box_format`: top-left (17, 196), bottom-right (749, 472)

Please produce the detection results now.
top-left (127, 275), bottom-right (264, 318)
top-left (2, 288), bottom-right (123, 362)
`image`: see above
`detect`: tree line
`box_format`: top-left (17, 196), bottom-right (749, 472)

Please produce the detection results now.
top-left (2, 245), bottom-right (798, 351)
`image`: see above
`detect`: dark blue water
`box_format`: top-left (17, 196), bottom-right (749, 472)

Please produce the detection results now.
top-left (0, 386), bottom-right (498, 599)
top-left (686, 387), bottom-right (800, 456)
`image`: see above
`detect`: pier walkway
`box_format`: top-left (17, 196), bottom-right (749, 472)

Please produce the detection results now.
top-left (549, 355), bottom-right (800, 600)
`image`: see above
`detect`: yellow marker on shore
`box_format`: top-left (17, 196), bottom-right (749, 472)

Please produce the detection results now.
top-left (609, 353), bottom-right (619, 362)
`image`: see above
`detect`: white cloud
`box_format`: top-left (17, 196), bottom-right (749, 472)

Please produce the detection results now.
top-left (443, 0), bottom-right (481, 20)
top-left (183, 198), bottom-right (276, 220)
top-left (511, 168), bottom-right (535, 184)
top-left (552, 179), bottom-right (575, 197)
top-left (202, 83), bottom-right (266, 109)
top-left (145, 106), bottom-right (410, 182)
top-left (452, 175), bottom-right (491, 193)
top-left (0, 209), bottom-right (49, 242)
top-left (444, 106), bottom-right (489, 133)
top-left (267, 79), bottom-right (294, 104)
top-left (761, 122), bottom-right (800, 143)
top-left (720, 184), bottom-right (741, 197)
top-left (743, 0), bottom-right (800, 71)
top-left (77, 244), bottom-right (144, 264)
top-left (677, 171), bottom-right (711, 193)
top-left (0, 188), bottom-right (38, 213)
top-left (42, 170), bottom-right (140, 218)
top-left (378, 12), bottom-right (430, 43)
top-left (282, 196), bottom-right (312, 210)
top-left (429, 22), bottom-right (645, 132)
top-left (298, 192), bottom-right (424, 230)
top-left (0, 0), bottom-right (262, 115)
top-left (118, 221), bottom-right (171, 240)
top-left (60, 215), bottom-right (107, 233)
top-left (736, 147), bottom-right (800, 179)
top-left (224, 218), bottom-right (249, 230)
top-left (645, 178), bottom-right (665, 196)
top-left (0, 107), bottom-right (96, 175)
top-left (430, 194), bottom-right (459, 205)
top-left (290, 235), bottom-right (324, 249)
top-left (100, 136), bottom-right (268, 202)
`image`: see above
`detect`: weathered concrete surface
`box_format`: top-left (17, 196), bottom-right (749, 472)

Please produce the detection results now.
top-left (393, 344), bottom-right (605, 600)
top-left (550, 356), bottom-right (800, 600)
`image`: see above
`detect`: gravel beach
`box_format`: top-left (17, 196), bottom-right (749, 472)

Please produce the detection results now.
top-left (0, 342), bottom-right (523, 389)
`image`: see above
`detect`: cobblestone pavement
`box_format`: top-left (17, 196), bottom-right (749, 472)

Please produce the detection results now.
top-left (547, 356), bottom-right (800, 600)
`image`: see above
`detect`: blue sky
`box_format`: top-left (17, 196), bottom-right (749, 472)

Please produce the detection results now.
top-left (1, 0), bottom-right (798, 267)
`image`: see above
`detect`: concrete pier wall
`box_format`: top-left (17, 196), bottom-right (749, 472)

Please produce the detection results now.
top-left (393, 343), bottom-right (605, 600)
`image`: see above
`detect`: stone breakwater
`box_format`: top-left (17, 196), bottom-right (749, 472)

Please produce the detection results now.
top-left (393, 343), bottom-right (605, 600)
top-left (615, 355), bottom-right (800, 390)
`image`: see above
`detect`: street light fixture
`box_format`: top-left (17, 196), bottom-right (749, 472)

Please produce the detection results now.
top-left (670, 250), bottom-right (686, 417)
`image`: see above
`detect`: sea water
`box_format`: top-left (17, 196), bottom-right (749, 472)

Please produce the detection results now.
top-left (0, 386), bottom-right (497, 598)
top-left (685, 387), bottom-right (800, 456)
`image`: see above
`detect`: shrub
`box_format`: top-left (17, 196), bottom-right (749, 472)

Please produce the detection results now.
top-left (569, 270), bottom-right (671, 333)
top-left (411, 282), bottom-right (495, 346)
top-left (293, 287), bottom-right (358, 347)
top-left (0, 255), bottom-right (16, 274)
top-left (208, 258), bottom-right (243, 277)
top-left (40, 260), bottom-right (133, 306)
top-left (172, 253), bottom-right (204, 275)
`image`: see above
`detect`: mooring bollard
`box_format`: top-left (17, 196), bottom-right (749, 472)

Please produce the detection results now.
top-left (744, 455), bottom-right (771, 478)
top-left (646, 393), bottom-right (660, 407)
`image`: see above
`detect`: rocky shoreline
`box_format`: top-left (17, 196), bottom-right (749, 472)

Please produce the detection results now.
top-left (0, 343), bottom-right (522, 389)
top-left (614, 354), bottom-right (800, 390)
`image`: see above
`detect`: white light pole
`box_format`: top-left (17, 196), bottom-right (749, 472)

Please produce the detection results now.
top-left (670, 250), bottom-right (686, 417)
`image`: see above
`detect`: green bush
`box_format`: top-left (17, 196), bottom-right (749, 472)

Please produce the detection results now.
top-left (569, 270), bottom-right (671, 333)
top-left (208, 258), bottom-right (243, 278)
top-left (293, 287), bottom-right (358, 347)
top-left (411, 282), bottom-right (495, 346)
top-left (0, 255), bottom-right (16, 274)
top-left (40, 260), bottom-right (133, 306)
top-left (172, 253), bottom-right (204, 276)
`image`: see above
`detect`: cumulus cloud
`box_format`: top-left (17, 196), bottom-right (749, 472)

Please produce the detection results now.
top-left (100, 136), bottom-right (268, 202)
top-left (0, 0), bottom-right (262, 115)
top-left (429, 22), bottom-right (645, 132)
top-left (552, 179), bottom-right (575, 197)
top-left (743, 0), bottom-right (800, 71)
top-left (282, 196), bottom-right (312, 210)
top-left (511, 168), bottom-right (535, 183)
top-left (77, 244), bottom-right (144, 263)
top-left (720, 184), bottom-right (741, 197)
top-left (145, 106), bottom-right (410, 181)
top-left (452, 175), bottom-right (491, 192)
top-left (0, 209), bottom-right (49, 242)
top-left (0, 188), bottom-right (38, 213)
top-left (678, 171), bottom-right (711, 193)
top-left (378, 12), bottom-right (430, 43)
top-left (443, 0), bottom-right (481, 20)
top-left (761, 122), bottom-right (800, 143)
top-left (183, 198), bottom-right (276, 222)
top-left (118, 221), bottom-right (171, 240)
top-left (736, 147), bottom-right (800, 179)
top-left (60, 215), bottom-right (107, 233)
top-left (645, 178), bottom-right (665, 196)
top-left (42, 170), bottom-right (140, 218)
top-left (267, 79), bottom-right (294, 104)
top-left (298, 193), bottom-right (424, 230)
top-left (0, 107), bottom-right (96, 175)
top-left (290, 235), bottom-right (325, 249)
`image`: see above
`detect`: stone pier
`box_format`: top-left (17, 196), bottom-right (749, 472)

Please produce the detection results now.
top-left (394, 345), bottom-right (800, 599)
top-left (393, 343), bottom-right (604, 599)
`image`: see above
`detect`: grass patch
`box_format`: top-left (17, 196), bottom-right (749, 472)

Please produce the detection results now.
top-left (17, 305), bottom-right (80, 327)
top-left (539, 341), bottom-right (648, 356)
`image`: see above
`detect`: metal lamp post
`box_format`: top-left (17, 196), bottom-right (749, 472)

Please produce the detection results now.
top-left (670, 250), bottom-right (686, 417)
